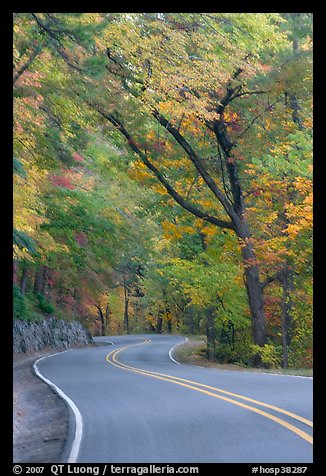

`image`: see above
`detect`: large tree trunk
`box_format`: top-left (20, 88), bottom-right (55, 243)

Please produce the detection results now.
top-left (242, 248), bottom-right (267, 347)
top-left (237, 221), bottom-right (267, 366)
top-left (236, 220), bottom-right (267, 348)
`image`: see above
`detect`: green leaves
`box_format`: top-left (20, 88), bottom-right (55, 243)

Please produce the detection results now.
top-left (13, 229), bottom-right (38, 257)
top-left (13, 157), bottom-right (26, 178)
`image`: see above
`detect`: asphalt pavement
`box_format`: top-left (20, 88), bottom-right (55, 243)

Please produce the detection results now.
top-left (34, 335), bottom-right (313, 463)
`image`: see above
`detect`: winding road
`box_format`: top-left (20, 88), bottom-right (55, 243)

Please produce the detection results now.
top-left (34, 335), bottom-right (313, 463)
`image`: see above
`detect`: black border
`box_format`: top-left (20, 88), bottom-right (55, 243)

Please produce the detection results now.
top-left (4, 6), bottom-right (320, 474)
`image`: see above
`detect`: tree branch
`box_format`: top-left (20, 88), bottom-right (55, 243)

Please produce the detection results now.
top-left (13, 45), bottom-right (42, 85)
top-left (91, 104), bottom-right (236, 231)
top-left (260, 269), bottom-right (284, 289)
top-left (152, 109), bottom-right (237, 223)
top-left (31, 13), bottom-right (82, 72)
top-left (238, 98), bottom-right (282, 139)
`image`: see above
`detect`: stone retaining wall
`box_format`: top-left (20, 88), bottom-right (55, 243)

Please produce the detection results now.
top-left (13, 318), bottom-right (93, 353)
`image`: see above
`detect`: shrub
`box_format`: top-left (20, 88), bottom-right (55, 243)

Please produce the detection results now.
top-left (35, 292), bottom-right (55, 314)
top-left (251, 343), bottom-right (282, 368)
top-left (214, 340), bottom-right (252, 366)
top-left (13, 286), bottom-right (39, 321)
top-left (13, 285), bottom-right (27, 320)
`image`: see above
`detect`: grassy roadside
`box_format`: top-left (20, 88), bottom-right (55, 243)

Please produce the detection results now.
top-left (173, 336), bottom-right (313, 377)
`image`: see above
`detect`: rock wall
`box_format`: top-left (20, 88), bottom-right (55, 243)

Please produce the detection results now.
top-left (13, 318), bottom-right (93, 353)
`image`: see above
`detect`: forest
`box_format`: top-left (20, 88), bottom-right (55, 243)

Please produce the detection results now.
top-left (13, 13), bottom-right (313, 369)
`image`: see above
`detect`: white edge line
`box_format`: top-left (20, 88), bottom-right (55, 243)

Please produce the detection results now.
top-left (243, 370), bottom-right (313, 379)
top-left (33, 351), bottom-right (83, 463)
top-left (169, 337), bottom-right (189, 365)
top-left (168, 338), bottom-right (312, 379)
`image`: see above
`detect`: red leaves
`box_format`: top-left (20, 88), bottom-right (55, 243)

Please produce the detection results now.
top-left (264, 295), bottom-right (282, 331)
top-left (49, 174), bottom-right (75, 190)
top-left (75, 231), bottom-right (88, 247)
top-left (61, 294), bottom-right (74, 308)
top-left (13, 263), bottom-right (18, 285)
top-left (72, 152), bottom-right (84, 163)
top-left (152, 140), bottom-right (166, 152)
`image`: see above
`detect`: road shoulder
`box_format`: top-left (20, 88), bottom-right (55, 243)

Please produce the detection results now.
top-left (13, 350), bottom-right (69, 463)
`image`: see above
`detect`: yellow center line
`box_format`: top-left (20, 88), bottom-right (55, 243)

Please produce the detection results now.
top-left (107, 339), bottom-right (313, 428)
top-left (105, 339), bottom-right (313, 445)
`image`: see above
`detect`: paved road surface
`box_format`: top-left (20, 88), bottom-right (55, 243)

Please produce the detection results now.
top-left (35, 335), bottom-right (313, 463)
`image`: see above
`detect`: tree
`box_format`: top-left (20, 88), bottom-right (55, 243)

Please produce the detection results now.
top-left (13, 13), bottom-right (312, 368)
top-left (70, 13), bottom-right (303, 363)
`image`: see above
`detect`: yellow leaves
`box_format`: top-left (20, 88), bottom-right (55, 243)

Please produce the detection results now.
top-left (285, 223), bottom-right (301, 240)
top-left (303, 117), bottom-right (313, 129)
top-left (198, 198), bottom-right (215, 209)
top-left (128, 160), bottom-right (153, 182)
top-left (162, 221), bottom-right (195, 240)
top-left (292, 176), bottom-right (312, 195)
top-left (201, 224), bottom-right (217, 238)
top-left (284, 177), bottom-right (312, 240)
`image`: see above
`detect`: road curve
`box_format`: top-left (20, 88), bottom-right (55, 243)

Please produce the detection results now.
top-left (34, 335), bottom-right (313, 463)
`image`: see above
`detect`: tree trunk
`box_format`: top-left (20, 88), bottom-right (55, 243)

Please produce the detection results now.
top-left (214, 119), bottom-right (267, 365)
top-left (123, 275), bottom-right (129, 334)
top-left (41, 265), bottom-right (49, 296)
top-left (187, 305), bottom-right (195, 334)
top-left (155, 313), bottom-right (163, 334)
top-left (237, 222), bottom-right (267, 351)
top-left (201, 232), bottom-right (217, 360)
top-left (96, 305), bottom-right (105, 336)
top-left (280, 265), bottom-right (294, 368)
top-left (206, 305), bottom-right (216, 360)
top-left (34, 268), bottom-right (43, 294)
top-left (124, 298), bottom-right (129, 334)
top-left (13, 260), bottom-right (18, 286)
top-left (20, 263), bottom-right (28, 295)
top-left (167, 317), bottom-right (172, 333)
top-left (238, 223), bottom-right (267, 367)
top-left (105, 301), bottom-right (110, 333)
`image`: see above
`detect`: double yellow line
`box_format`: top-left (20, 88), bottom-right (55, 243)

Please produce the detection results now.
top-left (106, 338), bottom-right (313, 445)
